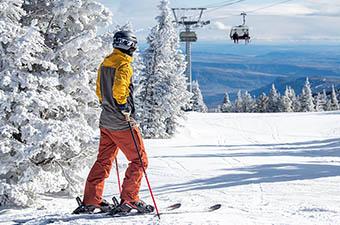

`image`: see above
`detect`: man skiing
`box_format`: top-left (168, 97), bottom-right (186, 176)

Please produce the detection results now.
top-left (73, 31), bottom-right (152, 215)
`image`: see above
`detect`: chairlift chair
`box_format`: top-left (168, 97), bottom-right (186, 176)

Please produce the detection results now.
top-left (230, 12), bottom-right (250, 44)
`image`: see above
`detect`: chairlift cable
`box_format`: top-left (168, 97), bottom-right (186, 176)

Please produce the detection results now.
top-left (203, 0), bottom-right (240, 8)
top-left (208, 0), bottom-right (296, 20)
top-left (171, 0), bottom-right (248, 20)
top-left (245, 0), bottom-right (295, 13)
top-left (206, 0), bottom-right (248, 13)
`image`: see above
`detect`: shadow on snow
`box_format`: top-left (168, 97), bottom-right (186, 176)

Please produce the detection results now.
top-left (155, 163), bottom-right (340, 194)
top-left (153, 138), bottom-right (340, 194)
top-left (153, 138), bottom-right (340, 159)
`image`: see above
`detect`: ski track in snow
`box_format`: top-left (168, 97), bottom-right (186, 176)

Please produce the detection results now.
top-left (1, 112), bottom-right (340, 225)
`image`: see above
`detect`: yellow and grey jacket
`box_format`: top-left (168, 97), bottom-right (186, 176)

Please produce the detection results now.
top-left (96, 49), bottom-right (135, 131)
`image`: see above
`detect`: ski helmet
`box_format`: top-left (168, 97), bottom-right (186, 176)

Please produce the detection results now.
top-left (112, 31), bottom-right (137, 55)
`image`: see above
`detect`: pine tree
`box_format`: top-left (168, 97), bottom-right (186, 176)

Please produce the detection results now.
top-left (281, 86), bottom-right (294, 112)
top-left (314, 89), bottom-right (328, 112)
top-left (314, 93), bottom-right (322, 112)
top-left (138, 0), bottom-right (191, 138)
top-left (242, 91), bottom-right (255, 112)
top-left (255, 93), bottom-right (269, 112)
top-left (321, 89), bottom-right (329, 111)
top-left (0, 0), bottom-right (112, 206)
top-left (300, 77), bottom-right (315, 112)
top-left (0, 0), bottom-right (59, 206)
top-left (216, 105), bottom-right (222, 113)
top-left (234, 90), bottom-right (243, 112)
top-left (328, 85), bottom-right (339, 111)
top-left (267, 84), bottom-right (280, 112)
top-left (221, 92), bottom-right (233, 113)
top-left (191, 80), bottom-right (208, 112)
top-left (286, 87), bottom-right (300, 112)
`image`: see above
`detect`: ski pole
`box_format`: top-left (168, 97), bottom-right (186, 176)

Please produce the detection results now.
top-left (115, 158), bottom-right (122, 194)
top-left (127, 121), bottom-right (160, 219)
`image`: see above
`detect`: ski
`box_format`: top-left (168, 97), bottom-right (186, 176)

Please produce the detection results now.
top-left (31, 202), bottom-right (181, 224)
top-left (166, 203), bottom-right (182, 211)
top-left (17, 202), bottom-right (214, 224)
top-left (110, 202), bottom-right (181, 218)
top-left (208, 204), bottom-right (222, 212)
top-left (158, 203), bottom-right (221, 216)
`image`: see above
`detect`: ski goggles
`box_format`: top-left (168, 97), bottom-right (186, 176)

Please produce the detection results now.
top-left (114, 38), bottom-right (137, 49)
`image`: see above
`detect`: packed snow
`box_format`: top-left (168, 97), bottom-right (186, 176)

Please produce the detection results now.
top-left (1, 111), bottom-right (340, 225)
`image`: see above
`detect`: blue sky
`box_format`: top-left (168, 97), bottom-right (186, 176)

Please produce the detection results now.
top-left (98, 0), bottom-right (340, 44)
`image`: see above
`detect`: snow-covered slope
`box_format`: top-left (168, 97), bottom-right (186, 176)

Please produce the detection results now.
top-left (1, 112), bottom-right (340, 225)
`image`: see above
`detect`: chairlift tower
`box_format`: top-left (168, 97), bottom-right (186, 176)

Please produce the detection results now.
top-left (172, 8), bottom-right (210, 92)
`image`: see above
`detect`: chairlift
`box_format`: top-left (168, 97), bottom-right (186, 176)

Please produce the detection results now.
top-left (230, 12), bottom-right (250, 44)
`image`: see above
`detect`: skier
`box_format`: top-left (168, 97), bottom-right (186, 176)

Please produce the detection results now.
top-left (73, 31), bottom-right (152, 215)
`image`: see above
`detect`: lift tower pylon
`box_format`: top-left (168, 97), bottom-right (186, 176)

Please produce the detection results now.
top-left (171, 8), bottom-right (210, 93)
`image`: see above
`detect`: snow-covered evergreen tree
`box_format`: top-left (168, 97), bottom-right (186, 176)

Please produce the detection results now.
top-left (300, 77), bottom-right (315, 112)
top-left (220, 92), bottom-right (233, 113)
top-left (138, 0), bottom-right (191, 138)
top-left (255, 93), bottom-right (269, 113)
top-left (0, 0), bottom-right (60, 206)
top-left (328, 85), bottom-right (339, 111)
top-left (286, 87), bottom-right (299, 112)
top-left (215, 105), bottom-right (222, 113)
top-left (242, 91), bottom-right (255, 112)
top-left (0, 0), bottom-right (112, 206)
top-left (267, 84), bottom-right (280, 112)
top-left (314, 89), bottom-right (328, 112)
top-left (321, 89), bottom-right (329, 111)
top-left (191, 80), bottom-right (208, 112)
top-left (281, 86), bottom-right (294, 112)
top-left (234, 90), bottom-right (243, 112)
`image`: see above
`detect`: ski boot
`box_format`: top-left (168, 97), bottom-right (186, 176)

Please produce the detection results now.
top-left (109, 197), bottom-right (154, 216)
top-left (72, 196), bottom-right (115, 214)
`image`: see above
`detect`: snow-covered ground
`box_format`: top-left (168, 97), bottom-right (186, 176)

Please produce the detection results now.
top-left (1, 112), bottom-right (340, 225)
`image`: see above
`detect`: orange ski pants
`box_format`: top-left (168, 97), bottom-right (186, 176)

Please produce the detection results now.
top-left (83, 126), bottom-right (148, 206)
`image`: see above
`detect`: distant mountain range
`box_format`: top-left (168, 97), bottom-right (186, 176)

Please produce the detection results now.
top-left (190, 43), bottom-right (340, 108)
